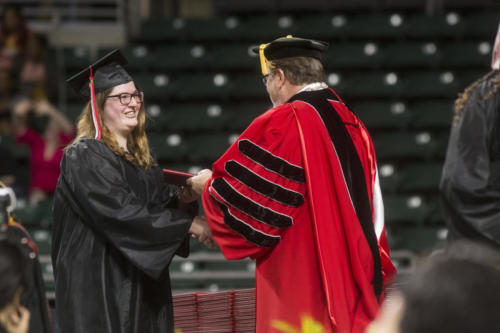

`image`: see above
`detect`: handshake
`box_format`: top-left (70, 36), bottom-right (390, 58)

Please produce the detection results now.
top-left (177, 169), bottom-right (216, 249)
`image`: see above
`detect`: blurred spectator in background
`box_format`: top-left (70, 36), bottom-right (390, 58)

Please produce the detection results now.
top-left (366, 240), bottom-right (500, 333)
top-left (440, 23), bottom-right (500, 248)
top-left (12, 98), bottom-right (73, 206)
top-left (0, 236), bottom-right (30, 333)
top-left (12, 33), bottom-right (56, 102)
top-left (0, 5), bottom-right (31, 71)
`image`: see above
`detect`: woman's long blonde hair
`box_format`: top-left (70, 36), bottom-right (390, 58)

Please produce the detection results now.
top-left (69, 85), bottom-right (155, 169)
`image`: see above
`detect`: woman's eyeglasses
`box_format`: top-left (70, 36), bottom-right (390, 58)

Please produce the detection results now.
top-left (106, 91), bottom-right (144, 105)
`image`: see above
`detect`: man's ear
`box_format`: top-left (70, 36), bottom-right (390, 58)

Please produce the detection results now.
top-left (276, 68), bottom-right (286, 88)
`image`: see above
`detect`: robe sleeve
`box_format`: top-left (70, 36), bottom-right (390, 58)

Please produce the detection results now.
top-left (59, 139), bottom-right (192, 279)
top-left (202, 106), bottom-right (306, 260)
top-left (440, 86), bottom-right (500, 242)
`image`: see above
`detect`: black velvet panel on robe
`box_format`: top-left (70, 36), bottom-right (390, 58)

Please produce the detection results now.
top-left (51, 139), bottom-right (192, 333)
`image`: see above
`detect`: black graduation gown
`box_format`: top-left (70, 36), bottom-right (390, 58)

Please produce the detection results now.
top-left (440, 70), bottom-right (500, 246)
top-left (51, 139), bottom-right (192, 333)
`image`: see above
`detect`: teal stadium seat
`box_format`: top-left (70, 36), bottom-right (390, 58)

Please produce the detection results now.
top-left (210, 44), bottom-right (260, 71)
top-left (224, 103), bottom-right (269, 131)
top-left (98, 45), bottom-right (155, 71)
top-left (145, 103), bottom-right (170, 132)
top-left (161, 103), bottom-right (232, 132)
top-left (175, 73), bottom-right (231, 100)
top-left (463, 11), bottom-right (500, 38)
top-left (62, 46), bottom-right (91, 70)
top-left (405, 12), bottom-right (466, 38)
top-left (384, 194), bottom-right (431, 224)
top-left (341, 71), bottom-right (404, 99)
top-left (150, 44), bottom-right (210, 71)
top-left (148, 133), bottom-right (188, 161)
top-left (294, 13), bottom-right (350, 40)
top-left (402, 71), bottom-right (460, 98)
top-left (186, 17), bottom-right (245, 41)
top-left (398, 163), bottom-right (443, 192)
top-left (388, 225), bottom-right (448, 253)
top-left (410, 100), bottom-right (453, 129)
top-left (347, 13), bottom-right (407, 39)
top-left (324, 41), bottom-right (384, 69)
top-left (383, 42), bottom-right (442, 68)
top-left (239, 16), bottom-right (297, 41)
top-left (138, 18), bottom-right (187, 42)
top-left (185, 133), bottom-right (236, 162)
top-left (442, 41), bottom-right (491, 67)
top-left (353, 101), bottom-right (411, 130)
top-left (65, 103), bottom-right (85, 123)
top-left (378, 162), bottom-right (404, 193)
top-left (0, 135), bottom-right (29, 160)
top-left (231, 73), bottom-right (267, 99)
top-left (372, 131), bottom-right (440, 160)
top-left (133, 73), bottom-right (176, 100)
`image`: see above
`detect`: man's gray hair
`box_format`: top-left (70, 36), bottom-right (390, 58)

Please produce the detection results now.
top-left (270, 56), bottom-right (326, 86)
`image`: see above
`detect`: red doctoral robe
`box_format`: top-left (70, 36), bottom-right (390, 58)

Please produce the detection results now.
top-left (202, 88), bottom-right (396, 333)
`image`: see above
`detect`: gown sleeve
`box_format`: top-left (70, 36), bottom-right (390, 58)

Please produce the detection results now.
top-left (58, 139), bottom-right (192, 279)
top-left (202, 106), bottom-right (306, 260)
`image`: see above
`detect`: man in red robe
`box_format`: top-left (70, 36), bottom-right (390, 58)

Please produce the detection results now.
top-left (188, 36), bottom-right (396, 333)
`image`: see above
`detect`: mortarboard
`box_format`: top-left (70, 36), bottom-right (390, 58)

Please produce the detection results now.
top-left (66, 49), bottom-right (133, 140)
top-left (252, 35), bottom-right (329, 75)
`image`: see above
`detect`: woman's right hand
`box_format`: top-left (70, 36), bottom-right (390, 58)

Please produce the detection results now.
top-left (3, 306), bottom-right (30, 333)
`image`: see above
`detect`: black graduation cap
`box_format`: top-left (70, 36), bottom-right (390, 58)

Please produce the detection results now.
top-left (66, 49), bottom-right (133, 99)
top-left (252, 35), bottom-right (329, 75)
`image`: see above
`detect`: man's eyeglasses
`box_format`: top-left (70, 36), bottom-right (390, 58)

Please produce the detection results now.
top-left (262, 74), bottom-right (270, 85)
top-left (106, 91), bottom-right (144, 105)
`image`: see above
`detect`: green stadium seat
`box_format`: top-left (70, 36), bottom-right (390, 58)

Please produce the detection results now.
top-left (341, 72), bottom-right (404, 99)
top-left (210, 43), bottom-right (260, 71)
top-left (463, 11), bottom-right (500, 37)
top-left (239, 16), bottom-right (297, 41)
top-left (186, 17), bottom-right (245, 41)
top-left (294, 13), bottom-right (350, 40)
top-left (324, 42), bottom-right (384, 69)
top-left (98, 45), bottom-right (154, 71)
top-left (383, 42), bottom-right (442, 68)
top-left (372, 131), bottom-right (440, 160)
top-left (353, 101), bottom-right (411, 130)
top-left (402, 71), bottom-right (460, 98)
top-left (185, 133), bottom-right (235, 162)
top-left (223, 103), bottom-right (269, 131)
top-left (145, 103), bottom-right (170, 132)
top-left (148, 133), bottom-right (188, 161)
top-left (405, 12), bottom-right (466, 38)
top-left (0, 135), bottom-right (29, 160)
top-left (398, 163), bottom-right (443, 192)
top-left (231, 74), bottom-right (267, 99)
top-left (62, 46), bottom-right (91, 70)
top-left (410, 100), bottom-right (453, 129)
top-left (138, 18), bottom-right (187, 42)
top-left (388, 225), bottom-right (448, 253)
top-left (378, 162), bottom-right (403, 193)
top-left (65, 103), bottom-right (85, 123)
top-left (384, 194), bottom-right (431, 224)
top-left (175, 73), bottom-right (232, 100)
top-left (347, 13), bottom-right (407, 39)
top-left (162, 103), bottom-right (232, 132)
top-left (442, 41), bottom-right (491, 67)
top-left (133, 73), bottom-right (176, 100)
top-left (27, 228), bottom-right (52, 255)
top-left (150, 44), bottom-right (210, 71)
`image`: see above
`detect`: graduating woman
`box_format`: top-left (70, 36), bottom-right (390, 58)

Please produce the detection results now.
top-left (51, 50), bottom-right (212, 333)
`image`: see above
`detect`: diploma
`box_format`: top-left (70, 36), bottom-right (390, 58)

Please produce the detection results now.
top-left (162, 168), bottom-right (195, 186)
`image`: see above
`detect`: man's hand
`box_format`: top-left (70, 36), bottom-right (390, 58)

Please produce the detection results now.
top-left (177, 185), bottom-right (199, 203)
top-left (189, 216), bottom-right (217, 249)
top-left (186, 169), bottom-right (213, 195)
top-left (3, 306), bottom-right (30, 333)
